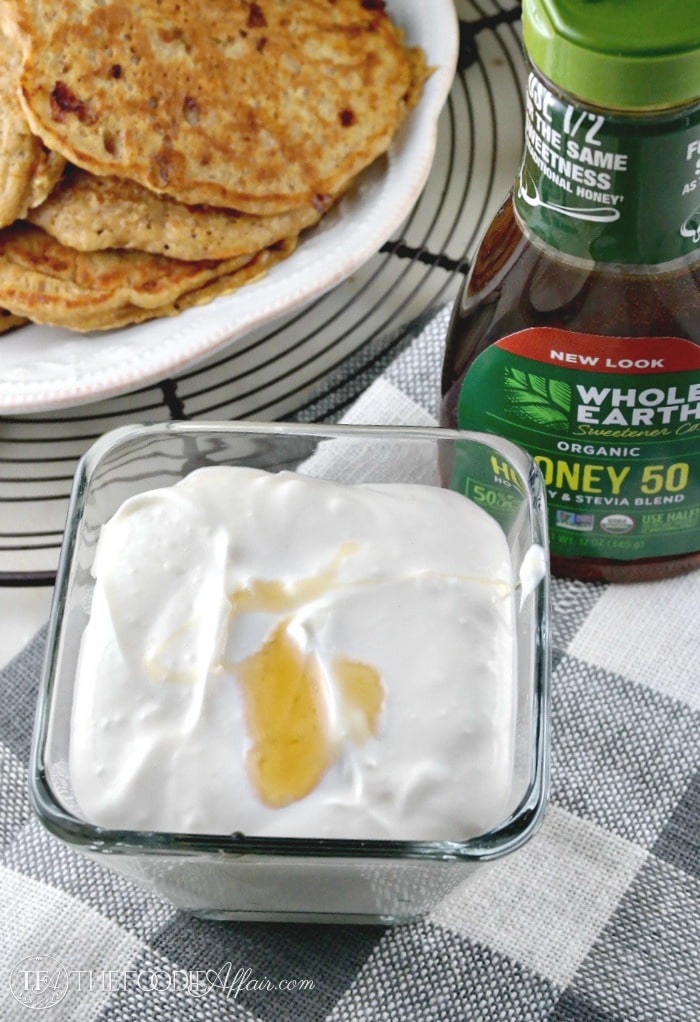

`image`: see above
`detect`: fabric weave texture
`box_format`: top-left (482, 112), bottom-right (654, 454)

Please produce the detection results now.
top-left (0, 307), bottom-right (698, 1021)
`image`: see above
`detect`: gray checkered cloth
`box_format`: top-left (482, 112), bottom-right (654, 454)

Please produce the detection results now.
top-left (1, 306), bottom-right (698, 1021)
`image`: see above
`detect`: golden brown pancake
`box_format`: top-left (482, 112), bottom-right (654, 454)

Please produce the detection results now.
top-left (28, 165), bottom-right (323, 260)
top-left (0, 222), bottom-right (295, 330)
top-left (0, 308), bottom-right (28, 333)
top-left (0, 26), bottom-right (64, 228)
top-left (6, 0), bottom-right (425, 213)
top-left (45, 241), bottom-right (296, 331)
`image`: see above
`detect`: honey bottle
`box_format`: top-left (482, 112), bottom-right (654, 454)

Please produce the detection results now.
top-left (440, 0), bottom-right (700, 582)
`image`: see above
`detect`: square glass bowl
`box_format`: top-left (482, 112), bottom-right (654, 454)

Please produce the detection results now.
top-left (31, 421), bottom-right (550, 924)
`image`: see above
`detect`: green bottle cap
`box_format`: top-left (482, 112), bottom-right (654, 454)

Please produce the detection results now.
top-left (523, 0), bottom-right (700, 110)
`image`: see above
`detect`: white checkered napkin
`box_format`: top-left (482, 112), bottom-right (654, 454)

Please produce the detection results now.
top-left (549, 650), bottom-right (698, 850)
top-left (0, 742), bottom-right (31, 847)
top-left (0, 864), bottom-right (143, 1022)
top-left (431, 807), bottom-right (647, 990)
top-left (568, 573), bottom-right (699, 710)
top-left (0, 305), bottom-right (698, 1022)
top-left (565, 855), bottom-right (699, 1022)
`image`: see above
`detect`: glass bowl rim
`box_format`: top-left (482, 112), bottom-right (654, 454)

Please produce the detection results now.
top-left (30, 420), bottom-right (551, 865)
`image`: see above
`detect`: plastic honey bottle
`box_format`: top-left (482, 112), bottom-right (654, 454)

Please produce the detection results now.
top-left (440, 0), bottom-right (700, 582)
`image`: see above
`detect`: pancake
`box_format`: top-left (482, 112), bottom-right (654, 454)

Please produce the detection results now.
top-left (0, 308), bottom-right (28, 333)
top-left (6, 0), bottom-right (426, 213)
top-left (28, 165), bottom-right (323, 260)
top-left (0, 27), bottom-right (64, 227)
top-left (46, 239), bottom-right (295, 331)
top-left (0, 222), bottom-right (295, 330)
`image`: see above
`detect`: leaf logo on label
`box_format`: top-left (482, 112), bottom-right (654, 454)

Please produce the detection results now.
top-left (504, 368), bottom-right (571, 427)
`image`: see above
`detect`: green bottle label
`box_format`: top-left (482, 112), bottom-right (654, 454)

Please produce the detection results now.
top-left (456, 328), bottom-right (700, 562)
top-left (514, 72), bottom-right (700, 264)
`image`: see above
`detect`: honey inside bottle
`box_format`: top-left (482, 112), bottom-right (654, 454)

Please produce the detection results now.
top-left (440, 199), bottom-right (700, 583)
top-left (440, 0), bottom-right (700, 583)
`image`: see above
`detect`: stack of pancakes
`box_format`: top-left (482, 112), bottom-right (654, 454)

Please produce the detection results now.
top-left (0, 0), bottom-right (427, 333)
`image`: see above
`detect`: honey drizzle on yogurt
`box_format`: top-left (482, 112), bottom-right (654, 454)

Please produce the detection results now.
top-left (227, 542), bottom-right (356, 615)
top-left (227, 543), bottom-right (385, 808)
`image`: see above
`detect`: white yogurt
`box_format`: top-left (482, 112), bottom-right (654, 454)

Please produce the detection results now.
top-left (70, 466), bottom-right (518, 841)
